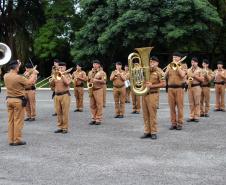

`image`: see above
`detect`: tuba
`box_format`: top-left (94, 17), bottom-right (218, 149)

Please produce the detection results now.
top-left (128, 47), bottom-right (153, 96)
top-left (0, 43), bottom-right (12, 65)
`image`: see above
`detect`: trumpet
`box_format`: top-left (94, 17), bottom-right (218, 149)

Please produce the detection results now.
top-left (163, 56), bottom-right (187, 71)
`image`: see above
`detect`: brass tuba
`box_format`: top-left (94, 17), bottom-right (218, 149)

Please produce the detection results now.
top-left (0, 43), bottom-right (12, 65)
top-left (128, 47), bottom-right (153, 96)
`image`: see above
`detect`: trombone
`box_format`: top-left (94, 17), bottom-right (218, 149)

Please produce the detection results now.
top-left (163, 56), bottom-right (187, 71)
top-left (36, 67), bottom-right (73, 88)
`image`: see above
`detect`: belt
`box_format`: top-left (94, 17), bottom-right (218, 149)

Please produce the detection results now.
top-left (55, 91), bottom-right (70, 96)
top-left (168, 84), bottom-right (184, 88)
top-left (146, 91), bottom-right (158, 95)
top-left (6, 96), bottom-right (25, 99)
top-left (191, 83), bottom-right (200, 87)
top-left (201, 84), bottom-right (210, 87)
top-left (92, 88), bottom-right (102, 91)
top-left (25, 86), bottom-right (36, 91)
top-left (6, 96), bottom-right (27, 107)
top-left (75, 84), bottom-right (84, 87)
top-left (214, 81), bottom-right (225, 85)
top-left (113, 85), bottom-right (125, 88)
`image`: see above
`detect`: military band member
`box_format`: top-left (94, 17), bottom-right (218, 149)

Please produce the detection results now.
top-left (141, 57), bottom-right (165, 139)
top-left (72, 63), bottom-right (87, 112)
top-left (131, 92), bottom-right (141, 114)
top-left (200, 59), bottom-right (214, 117)
top-left (24, 63), bottom-right (38, 121)
top-left (186, 57), bottom-right (204, 122)
top-left (124, 65), bottom-right (131, 103)
top-left (51, 59), bottom-right (60, 116)
top-left (110, 62), bottom-right (126, 118)
top-left (102, 68), bottom-right (107, 108)
top-left (165, 52), bottom-right (187, 130)
top-left (4, 60), bottom-right (38, 146)
top-left (214, 61), bottom-right (226, 111)
top-left (50, 62), bottom-right (71, 134)
top-left (88, 60), bottom-right (106, 125)
top-left (152, 56), bottom-right (164, 109)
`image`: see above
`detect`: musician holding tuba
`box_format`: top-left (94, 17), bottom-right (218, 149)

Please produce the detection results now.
top-left (72, 63), bottom-right (87, 112)
top-left (4, 59), bottom-right (38, 146)
top-left (23, 63), bottom-right (38, 121)
top-left (87, 60), bottom-right (106, 125)
top-left (186, 57), bottom-right (204, 122)
top-left (165, 52), bottom-right (187, 130)
top-left (200, 59), bottom-right (214, 117)
top-left (214, 61), bottom-right (226, 112)
top-left (140, 56), bottom-right (165, 139)
top-left (110, 61), bottom-right (126, 118)
top-left (50, 62), bottom-right (72, 134)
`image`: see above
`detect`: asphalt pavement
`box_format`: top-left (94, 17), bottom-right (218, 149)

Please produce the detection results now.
top-left (0, 89), bottom-right (225, 185)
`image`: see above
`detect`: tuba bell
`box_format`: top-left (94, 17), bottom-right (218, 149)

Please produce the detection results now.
top-left (128, 47), bottom-right (153, 96)
top-left (0, 43), bottom-right (12, 65)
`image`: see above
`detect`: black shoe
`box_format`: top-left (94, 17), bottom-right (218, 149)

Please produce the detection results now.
top-left (118, 115), bottom-right (124, 118)
top-left (140, 134), bottom-right (151, 139)
top-left (151, 134), bottom-right (157, 140)
top-left (13, 141), bottom-right (26, 146)
top-left (131, 111), bottom-right (136, 114)
top-left (114, 115), bottom-right (119, 118)
top-left (62, 130), bottom-right (68, 134)
top-left (187, 118), bottom-right (195, 122)
top-left (205, 114), bottom-right (209, 117)
top-left (135, 111), bottom-right (140, 114)
top-left (89, 121), bottom-right (96, 125)
top-left (200, 114), bottom-right (205, 117)
top-left (193, 119), bottom-right (199, 122)
top-left (176, 125), bottom-right (182, 130)
top-left (30, 118), bottom-right (35, 121)
top-left (95, 122), bottom-right (101, 125)
top-left (214, 109), bottom-right (220, 112)
top-left (52, 113), bottom-right (57, 116)
top-left (9, 143), bottom-right (14, 146)
top-left (24, 118), bottom-right (31, 121)
top-left (54, 129), bottom-right (63, 133)
top-left (74, 109), bottom-right (79, 112)
top-left (169, 125), bottom-right (177, 130)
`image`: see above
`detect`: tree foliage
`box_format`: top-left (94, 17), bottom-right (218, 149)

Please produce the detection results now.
top-left (71, 0), bottom-right (224, 68)
top-left (33, 0), bottom-right (81, 61)
top-left (0, 0), bottom-right (45, 62)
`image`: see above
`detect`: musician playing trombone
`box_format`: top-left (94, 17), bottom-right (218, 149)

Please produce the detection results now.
top-left (164, 52), bottom-right (187, 130)
top-left (24, 63), bottom-right (38, 121)
top-left (50, 62), bottom-right (72, 134)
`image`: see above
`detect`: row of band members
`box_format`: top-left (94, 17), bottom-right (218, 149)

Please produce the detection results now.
top-left (3, 52), bottom-right (226, 145)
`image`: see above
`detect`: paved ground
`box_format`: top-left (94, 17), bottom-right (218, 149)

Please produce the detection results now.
top-left (0, 89), bottom-right (225, 185)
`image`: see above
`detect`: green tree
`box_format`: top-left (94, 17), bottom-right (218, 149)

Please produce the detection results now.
top-left (34, 0), bottom-right (82, 62)
top-left (0, 0), bottom-right (45, 62)
top-left (71, 0), bottom-right (223, 70)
